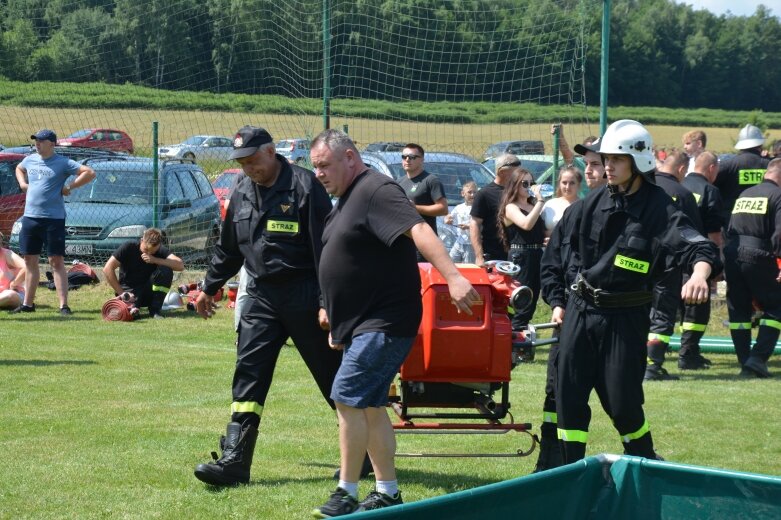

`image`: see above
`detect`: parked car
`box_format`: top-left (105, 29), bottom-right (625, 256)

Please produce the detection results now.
top-left (482, 154), bottom-right (556, 181)
top-left (0, 152), bottom-right (26, 240)
top-left (275, 138), bottom-right (311, 164)
top-left (158, 135), bottom-right (234, 162)
top-left (58, 128), bottom-right (134, 154)
top-left (9, 158), bottom-right (220, 262)
top-left (212, 168), bottom-right (242, 221)
top-left (363, 141), bottom-right (407, 152)
top-left (483, 140), bottom-right (545, 160)
top-left (2, 145), bottom-right (126, 162)
top-left (360, 151), bottom-right (495, 250)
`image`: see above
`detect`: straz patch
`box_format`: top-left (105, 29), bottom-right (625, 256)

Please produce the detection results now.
top-left (614, 254), bottom-right (649, 274)
top-left (732, 197), bottom-right (768, 214)
top-left (738, 169), bottom-right (765, 185)
top-left (266, 220), bottom-right (299, 233)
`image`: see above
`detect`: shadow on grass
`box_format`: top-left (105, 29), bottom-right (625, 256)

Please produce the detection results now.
top-left (0, 359), bottom-right (97, 366)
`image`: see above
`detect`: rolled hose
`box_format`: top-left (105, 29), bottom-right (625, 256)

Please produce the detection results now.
top-left (102, 295), bottom-right (137, 322)
top-left (667, 336), bottom-right (781, 354)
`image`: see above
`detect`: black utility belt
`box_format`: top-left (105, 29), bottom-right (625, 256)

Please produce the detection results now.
top-left (510, 243), bottom-right (543, 250)
top-left (733, 235), bottom-right (772, 251)
top-left (571, 276), bottom-right (652, 309)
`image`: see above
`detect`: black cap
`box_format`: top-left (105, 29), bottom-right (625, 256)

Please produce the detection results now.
top-left (574, 137), bottom-right (600, 156)
top-left (229, 126), bottom-right (273, 160)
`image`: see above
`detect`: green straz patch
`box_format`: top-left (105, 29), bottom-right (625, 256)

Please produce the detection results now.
top-left (738, 169), bottom-right (765, 185)
top-left (732, 197), bottom-right (768, 214)
top-left (267, 220), bottom-right (299, 233)
top-left (614, 254), bottom-right (649, 273)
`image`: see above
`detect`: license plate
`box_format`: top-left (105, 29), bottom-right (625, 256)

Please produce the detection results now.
top-left (65, 244), bottom-right (93, 255)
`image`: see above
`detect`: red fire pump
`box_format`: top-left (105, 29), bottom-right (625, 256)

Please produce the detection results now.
top-left (390, 261), bottom-right (558, 458)
top-left (179, 282), bottom-right (224, 311)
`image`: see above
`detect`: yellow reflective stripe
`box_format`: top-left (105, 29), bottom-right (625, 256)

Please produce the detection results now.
top-left (614, 254), bottom-right (649, 274)
top-left (266, 220), bottom-right (299, 233)
top-left (231, 402), bottom-right (264, 416)
top-left (681, 322), bottom-right (706, 332)
top-left (152, 284), bottom-right (169, 293)
top-left (558, 428), bottom-right (588, 443)
top-left (732, 197), bottom-right (768, 214)
top-left (738, 169), bottom-right (765, 185)
top-left (729, 322), bottom-right (752, 330)
top-left (621, 419), bottom-right (650, 443)
top-left (647, 333), bottom-right (670, 343)
top-left (760, 319), bottom-right (781, 331)
top-left (542, 411), bottom-right (557, 424)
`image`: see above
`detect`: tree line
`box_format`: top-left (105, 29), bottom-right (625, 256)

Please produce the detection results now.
top-left (0, 0), bottom-right (779, 112)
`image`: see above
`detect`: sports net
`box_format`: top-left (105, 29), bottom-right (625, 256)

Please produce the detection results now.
top-left (0, 0), bottom-right (597, 266)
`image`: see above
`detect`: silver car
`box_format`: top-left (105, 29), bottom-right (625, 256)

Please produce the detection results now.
top-left (158, 135), bottom-right (234, 162)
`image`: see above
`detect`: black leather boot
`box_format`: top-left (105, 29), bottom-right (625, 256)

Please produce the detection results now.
top-left (194, 422), bottom-right (258, 486)
top-left (533, 435), bottom-right (564, 473)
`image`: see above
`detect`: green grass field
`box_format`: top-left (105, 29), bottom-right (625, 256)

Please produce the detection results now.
top-left (1, 275), bottom-right (780, 518)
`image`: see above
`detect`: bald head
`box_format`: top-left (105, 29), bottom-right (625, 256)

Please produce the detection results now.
top-left (694, 151), bottom-right (719, 183)
top-left (767, 158), bottom-right (781, 184)
top-left (659, 150), bottom-right (689, 181)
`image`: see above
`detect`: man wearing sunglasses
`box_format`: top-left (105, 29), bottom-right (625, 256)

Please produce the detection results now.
top-left (397, 144), bottom-right (448, 261)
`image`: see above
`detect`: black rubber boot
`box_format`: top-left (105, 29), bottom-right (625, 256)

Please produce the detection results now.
top-left (194, 422), bottom-right (258, 486)
top-left (644, 340), bottom-right (678, 381)
top-left (533, 435), bottom-right (563, 473)
top-left (622, 431), bottom-right (657, 459)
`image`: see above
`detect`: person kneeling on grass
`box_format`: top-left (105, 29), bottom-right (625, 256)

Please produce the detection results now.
top-left (0, 245), bottom-right (26, 310)
top-left (102, 228), bottom-right (184, 319)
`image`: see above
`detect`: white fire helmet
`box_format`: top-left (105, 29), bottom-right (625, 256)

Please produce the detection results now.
top-left (598, 119), bottom-right (655, 175)
top-left (162, 290), bottom-right (183, 311)
top-left (735, 124), bottom-right (765, 150)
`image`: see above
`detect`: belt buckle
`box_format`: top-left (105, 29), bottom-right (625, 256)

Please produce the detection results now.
top-left (591, 287), bottom-right (603, 306)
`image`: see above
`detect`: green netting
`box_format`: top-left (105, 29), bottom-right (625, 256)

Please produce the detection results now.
top-left (351, 455), bottom-right (781, 519)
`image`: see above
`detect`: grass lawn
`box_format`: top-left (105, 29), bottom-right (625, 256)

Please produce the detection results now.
top-left (1, 277), bottom-right (780, 518)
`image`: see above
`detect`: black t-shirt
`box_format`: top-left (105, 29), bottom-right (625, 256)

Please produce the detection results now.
top-left (470, 182), bottom-right (505, 260)
top-left (320, 170), bottom-right (424, 344)
top-left (397, 170), bottom-right (446, 233)
top-left (112, 240), bottom-right (171, 289)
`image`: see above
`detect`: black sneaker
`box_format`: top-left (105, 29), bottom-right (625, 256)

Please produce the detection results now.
top-left (10, 304), bottom-right (35, 314)
top-left (696, 354), bottom-right (712, 366)
top-left (644, 366), bottom-right (679, 381)
top-left (59, 305), bottom-right (73, 316)
top-left (360, 490), bottom-right (403, 511)
top-left (312, 488), bottom-right (362, 518)
top-left (678, 357), bottom-right (710, 370)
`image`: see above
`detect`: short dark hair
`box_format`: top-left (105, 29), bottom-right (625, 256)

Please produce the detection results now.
top-left (404, 143), bottom-right (424, 157)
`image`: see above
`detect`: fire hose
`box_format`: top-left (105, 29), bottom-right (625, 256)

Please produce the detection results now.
top-left (101, 292), bottom-right (139, 322)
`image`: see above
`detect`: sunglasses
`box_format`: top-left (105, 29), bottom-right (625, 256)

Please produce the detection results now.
top-left (401, 154), bottom-right (421, 161)
top-left (499, 160), bottom-right (521, 169)
top-left (521, 180), bottom-right (536, 189)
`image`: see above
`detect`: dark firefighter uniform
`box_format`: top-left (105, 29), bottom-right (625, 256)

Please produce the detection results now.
top-left (680, 172), bottom-right (726, 368)
top-left (714, 150), bottom-right (770, 224)
top-left (538, 193), bottom-right (599, 471)
top-left (202, 157), bottom-right (341, 423)
top-left (551, 180), bottom-right (719, 463)
top-left (724, 178), bottom-right (781, 377)
top-left (645, 172), bottom-right (704, 380)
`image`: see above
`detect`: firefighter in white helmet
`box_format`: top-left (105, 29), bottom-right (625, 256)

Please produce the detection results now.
top-left (552, 120), bottom-right (721, 463)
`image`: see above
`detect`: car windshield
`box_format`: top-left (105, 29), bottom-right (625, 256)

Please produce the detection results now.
top-left (213, 173), bottom-right (236, 189)
top-left (387, 162), bottom-right (494, 206)
top-left (276, 140), bottom-right (294, 149)
top-left (67, 170), bottom-right (152, 204)
top-left (67, 129), bottom-right (92, 138)
top-left (182, 136), bottom-right (207, 146)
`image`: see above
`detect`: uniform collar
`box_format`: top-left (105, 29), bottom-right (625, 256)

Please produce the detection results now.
top-left (597, 179), bottom-right (650, 219)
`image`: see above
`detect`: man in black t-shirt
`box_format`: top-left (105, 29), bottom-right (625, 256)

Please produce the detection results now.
top-left (396, 143), bottom-right (447, 261)
top-left (310, 129), bottom-right (479, 517)
top-left (102, 228), bottom-right (184, 318)
top-left (470, 153), bottom-right (518, 265)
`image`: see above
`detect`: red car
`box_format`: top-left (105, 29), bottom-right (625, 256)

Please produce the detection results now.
top-left (0, 152), bottom-right (26, 240)
top-left (212, 169), bottom-right (242, 221)
top-left (58, 128), bottom-right (134, 154)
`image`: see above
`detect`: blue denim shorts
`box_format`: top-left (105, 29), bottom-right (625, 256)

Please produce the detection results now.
top-left (331, 332), bottom-right (414, 408)
top-left (19, 217), bottom-right (66, 257)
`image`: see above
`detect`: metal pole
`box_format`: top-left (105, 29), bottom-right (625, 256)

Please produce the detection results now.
top-left (552, 125), bottom-right (560, 189)
top-left (152, 121), bottom-right (159, 228)
top-left (322, 0), bottom-right (331, 130)
top-left (600, 0), bottom-right (611, 135)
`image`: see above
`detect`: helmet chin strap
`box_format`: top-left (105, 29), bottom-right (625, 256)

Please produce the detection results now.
top-left (607, 169), bottom-right (641, 209)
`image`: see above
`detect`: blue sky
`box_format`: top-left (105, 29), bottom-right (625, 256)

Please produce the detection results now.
top-left (672, 1), bottom-right (776, 18)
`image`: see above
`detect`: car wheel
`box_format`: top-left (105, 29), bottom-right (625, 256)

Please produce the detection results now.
top-left (183, 152), bottom-right (195, 161)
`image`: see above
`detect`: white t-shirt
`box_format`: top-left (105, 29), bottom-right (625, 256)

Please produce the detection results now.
top-left (541, 197), bottom-right (572, 232)
top-left (448, 202), bottom-right (472, 244)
